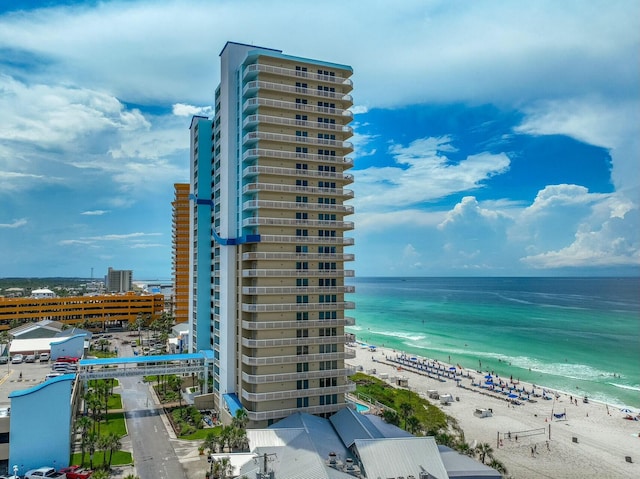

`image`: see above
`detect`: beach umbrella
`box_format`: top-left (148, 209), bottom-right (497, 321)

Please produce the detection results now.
top-left (449, 366), bottom-right (456, 371)
top-left (620, 408), bottom-right (633, 413)
top-left (508, 393), bottom-right (518, 399)
top-left (484, 374), bottom-right (493, 379)
top-left (485, 380), bottom-right (494, 386)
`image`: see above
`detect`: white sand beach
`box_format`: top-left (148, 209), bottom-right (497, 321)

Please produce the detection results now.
top-left (348, 344), bottom-right (640, 479)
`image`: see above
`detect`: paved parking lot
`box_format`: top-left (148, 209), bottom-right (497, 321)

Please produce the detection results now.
top-left (0, 357), bottom-right (56, 406)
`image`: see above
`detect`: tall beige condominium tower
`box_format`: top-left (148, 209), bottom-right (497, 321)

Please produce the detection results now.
top-left (172, 183), bottom-right (190, 323)
top-left (189, 42), bottom-right (356, 426)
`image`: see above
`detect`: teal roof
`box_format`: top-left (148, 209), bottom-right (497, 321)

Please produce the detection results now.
top-left (244, 49), bottom-right (352, 73)
top-left (9, 374), bottom-right (75, 398)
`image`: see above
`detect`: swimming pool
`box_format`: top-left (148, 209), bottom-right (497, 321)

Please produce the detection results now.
top-left (355, 403), bottom-right (370, 413)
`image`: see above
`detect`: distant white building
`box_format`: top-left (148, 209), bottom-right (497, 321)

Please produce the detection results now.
top-left (31, 288), bottom-right (55, 299)
top-left (106, 267), bottom-right (133, 293)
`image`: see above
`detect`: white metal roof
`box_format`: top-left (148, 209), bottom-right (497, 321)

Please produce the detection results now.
top-left (9, 337), bottom-right (55, 354)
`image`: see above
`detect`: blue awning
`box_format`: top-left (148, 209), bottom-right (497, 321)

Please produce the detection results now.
top-left (222, 393), bottom-right (243, 417)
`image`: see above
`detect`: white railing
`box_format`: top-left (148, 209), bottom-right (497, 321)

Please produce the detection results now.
top-left (241, 252), bottom-right (355, 262)
top-left (243, 97), bottom-right (353, 118)
top-left (242, 269), bottom-right (355, 277)
top-left (243, 199), bottom-right (354, 214)
top-left (257, 235), bottom-right (355, 246)
top-left (241, 383), bottom-right (355, 402)
top-left (242, 165), bottom-right (354, 182)
top-left (242, 217), bottom-right (354, 229)
top-left (241, 317), bottom-right (355, 330)
top-left (241, 302), bottom-right (356, 313)
top-left (245, 403), bottom-right (345, 421)
top-left (243, 114), bottom-right (353, 134)
top-left (242, 366), bottom-right (356, 384)
top-left (243, 131), bottom-right (353, 150)
top-left (241, 348), bottom-right (355, 365)
top-left (243, 148), bottom-right (353, 166)
top-left (241, 335), bottom-right (349, 348)
top-left (243, 63), bottom-right (353, 88)
top-left (243, 81), bottom-right (353, 103)
top-left (243, 182), bottom-right (354, 198)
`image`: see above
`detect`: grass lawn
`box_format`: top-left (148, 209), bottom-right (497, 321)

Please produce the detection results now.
top-left (107, 394), bottom-right (122, 410)
top-left (93, 412), bottom-right (127, 437)
top-left (180, 425), bottom-right (221, 440)
top-left (70, 450), bottom-right (133, 468)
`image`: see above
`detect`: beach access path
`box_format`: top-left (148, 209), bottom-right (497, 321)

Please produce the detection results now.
top-left (348, 344), bottom-right (640, 479)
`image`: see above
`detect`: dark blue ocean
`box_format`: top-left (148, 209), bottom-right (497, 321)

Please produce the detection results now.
top-left (346, 277), bottom-right (640, 408)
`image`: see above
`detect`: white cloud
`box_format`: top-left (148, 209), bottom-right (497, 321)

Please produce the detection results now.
top-left (353, 136), bottom-right (510, 212)
top-left (81, 210), bottom-right (109, 216)
top-left (0, 218), bottom-right (27, 228)
top-left (172, 103), bottom-right (214, 117)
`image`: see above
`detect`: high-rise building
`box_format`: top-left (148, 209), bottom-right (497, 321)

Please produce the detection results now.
top-left (189, 42), bottom-right (356, 426)
top-left (172, 183), bottom-right (190, 323)
top-left (106, 267), bottom-right (132, 293)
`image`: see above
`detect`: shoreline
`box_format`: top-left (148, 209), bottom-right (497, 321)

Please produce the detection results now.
top-left (349, 335), bottom-right (639, 410)
top-left (347, 342), bottom-right (640, 479)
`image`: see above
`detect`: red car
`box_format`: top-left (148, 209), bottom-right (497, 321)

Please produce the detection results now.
top-left (56, 356), bottom-right (79, 363)
top-left (58, 466), bottom-right (92, 479)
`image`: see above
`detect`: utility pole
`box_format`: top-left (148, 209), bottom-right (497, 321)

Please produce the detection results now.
top-left (258, 452), bottom-right (277, 478)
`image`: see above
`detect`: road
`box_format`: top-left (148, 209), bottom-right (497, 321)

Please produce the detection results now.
top-left (117, 336), bottom-right (188, 479)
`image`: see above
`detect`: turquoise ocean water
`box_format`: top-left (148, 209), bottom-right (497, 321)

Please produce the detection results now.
top-left (346, 277), bottom-right (640, 409)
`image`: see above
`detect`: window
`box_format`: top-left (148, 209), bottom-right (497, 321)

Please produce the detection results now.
top-left (320, 360), bottom-right (338, 370)
top-left (296, 345), bottom-right (309, 355)
top-left (296, 329), bottom-right (309, 338)
top-left (296, 245), bottom-right (308, 253)
top-left (295, 196), bottom-right (308, 203)
top-left (320, 377), bottom-right (337, 387)
top-left (296, 312), bottom-right (309, 320)
top-left (297, 397), bottom-right (309, 407)
top-left (296, 229), bottom-right (308, 237)
top-left (295, 130), bottom-right (308, 137)
top-left (319, 344), bottom-right (337, 353)
top-left (296, 179), bottom-right (308, 187)
top-left (297, 379), bottom-right (309, 389)
top-left (296, 163), bottom-right (308, 170)
top-left (297, 362), bottom-right (309, 372)
top-left (296, 278), bottom-right (309, 286)
top-left (319, 278), bottom-right (337, 286)
top-left (295, 262), bottom-right (308, 270)
top-left (296, 295), bottom-right (309, 303)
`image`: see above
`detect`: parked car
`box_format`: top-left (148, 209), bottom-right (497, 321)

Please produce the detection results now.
top-left (45, 372), bottom-right (64, 381)
top-left (25, 354), bottom-right (36, 363)
top-left (58, 466), bottom-right (92, 479)
top-left (0, 356), bottom-right (8, 364)
top-left (52, 363), bottom-right (77, 373)
top-left (11, 354), bottom-right (23, 364)
top-left (39, 352), bottom-right (51, 362)
top-left (56, 356), bottom-right (79, 363)
top-left (24, 466), bottom-right (66, 479)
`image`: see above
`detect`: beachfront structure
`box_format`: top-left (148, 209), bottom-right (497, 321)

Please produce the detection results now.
top-left (172, 183), bottom-right (191, 324)
top-left (0, 293), bottom-right (164, 331)
top-left (188, 42), bottom-right (356, 426)
top-left (106, 267), bottom-right (133, 293)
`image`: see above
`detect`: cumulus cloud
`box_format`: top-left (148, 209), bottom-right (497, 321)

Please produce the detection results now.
top-left (81, 210), bottom-right (109, 216)
top-left (353, 136), bottom-right (510, 211)
top-left (172, 103), bottom-right (214, 117)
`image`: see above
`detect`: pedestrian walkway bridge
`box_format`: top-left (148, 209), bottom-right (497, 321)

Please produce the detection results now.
top-left (77, 351), bottom-right (214, 381)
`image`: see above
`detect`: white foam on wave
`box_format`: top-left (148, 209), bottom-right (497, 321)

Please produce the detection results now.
top-left (346, 325), bottom-right (363, 331)
top-left (609, 383), bottom-right (640, 392)
top-left (371, 330), bottom-right (427, 342)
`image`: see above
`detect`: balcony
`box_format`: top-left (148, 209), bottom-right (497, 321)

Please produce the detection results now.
top-left (257, 235), bottom-right (355, 246)
top-left (241, 348), bottom-right (355, 366)
top-left (242, 269), bottom-right (355, 278)
top-left (243, 81), bottom-right (353, 104)
top-left (241, 383), bottom-right (356, 402)
top-left (242, 317), bottom-right (355, 330)
top-left (241, 335), bottom-right (349, 348)
top-left (243, 98), bottom-right (353, 118)
top-left (243, 114), bottom-right (353, 134)
top-left (243, 63), bottom-right (353, 90)
top-left (243, 148), bottom-right (353, 167)
top-left (241, 301), bottom-right (356, 313)
top-left (242, 131), bottom-right (353, 151)
top-left (243, 182), bottom-right (354, 199)
top-left (241, 252), bottom-right (355, 262)
top-left (243, 165), bottom-right (353, 183)
top-left (242, 217), bottom-right (354, 230)
top-left (245, 402), bottom-right (345, 422)
top-left (242, 366), bottom-right (356, 384)
top-left (243, 199), bottom-right (354, 214)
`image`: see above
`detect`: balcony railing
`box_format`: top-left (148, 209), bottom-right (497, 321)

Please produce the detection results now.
top-left (256, 235), bottom-right (355, 246)
top-left (241, 252), bottom-right (355, 262)
top-left (243, 98), bottom-right (353, 118)
top-left (241, 301), bottom-right (355, 313)
top-left (241, 383), bottom-right (355, 402)
top-left (243, 199), bottom-right (354, 214)
top-left (243, 114), bottom-right (353, 134)
top-left (245, 402), bottom-right (345, 422)
top-left (243, 182), bottom-right (354, 198)
top-left (241, 317), bottom-right (355, 330)
top-left (243, 165), bottom-right (353, 183)
top-left (243, 148), bottom-right (353, 167)
top-left (242, 269), bottom-right (355, 278)
top-left (242, 366), bottom-right (356, 384)
top-left (241, 335), bottom-right (349, 348)
top-left (243, 63), bottom-right (353, 89)
top-left (243, 131), bottom-right (353, 150)
top-left (243, 81), bottom-right (353, 103)
top-left (241, 348), bottom-right (355, 366)
top-left (242, 217), bottom-right (354, 230)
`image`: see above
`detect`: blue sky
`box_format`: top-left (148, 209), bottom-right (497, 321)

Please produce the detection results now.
top-left (0, 0), bottom-right (638, 278)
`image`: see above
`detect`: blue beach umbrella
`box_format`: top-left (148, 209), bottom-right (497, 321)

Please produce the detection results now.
top-left (484, 374), bottom-right (493, 379)
top-left (508, 393), bottom-right (518, 399)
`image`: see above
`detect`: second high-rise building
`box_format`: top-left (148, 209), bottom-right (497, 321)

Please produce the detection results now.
top-left (190, 42), bottom-right (356, 426)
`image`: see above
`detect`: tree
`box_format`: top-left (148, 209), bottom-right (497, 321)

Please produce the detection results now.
top-left (406, 415), bottom-right (421, 434)
top-left (123, 475), bottom-right (140, 479)
top-left (91, 470), bottom-right (110, 479)
top-left (488, 458), bottom-right (508, 475)
top-left (106, 431), bottom-right (122, 468)
top-left (476, 442), bottom-right (494, 464)
top-left (232, 408), bottom-right (248, 430)
top-left (399, 402), bottom-right (414, 430)
top-left (98, 434), bottom-right (111, 468)
top-left (212, 457), bottom-right (234, 479)
top-left (382, 409), bottom-right (400, 426)
top-left (87, 432), bottom-right (99, 469)
top-left (76, 415), bottom-right (94, 465)
top-left (203, 430), bottom-right (218, 454)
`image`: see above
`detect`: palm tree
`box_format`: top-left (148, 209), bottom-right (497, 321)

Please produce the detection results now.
top-left (76, 415), bottom-right (93, 465)
top-left (232, 408), bottom-right (248, 429)
top-left (382, 409), bottom-right (400, 426)
top-left (123, 475), bottom-right (140, 479)
top-left (476, 442), bottom-right (494, 464)
top-left (98, 434), bottom-right (111, 468)
top-left (91, 470), bottom-right (110, 479)
top-left (203, 430), bottom-right (218, 454)
top-left (212, 457), bottom-right (234, 479)
top-left (87, 432), bottom-right (99, 469)
top-left (456, 441), bottom-right (476, 457)
top-left (106, 431), bottom-right (122, 468)
top-left (399, 402), bottom-right (414, 430)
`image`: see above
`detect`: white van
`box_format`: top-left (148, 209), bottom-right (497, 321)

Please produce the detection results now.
top-left (39, 352), bottom-right (50, 362)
